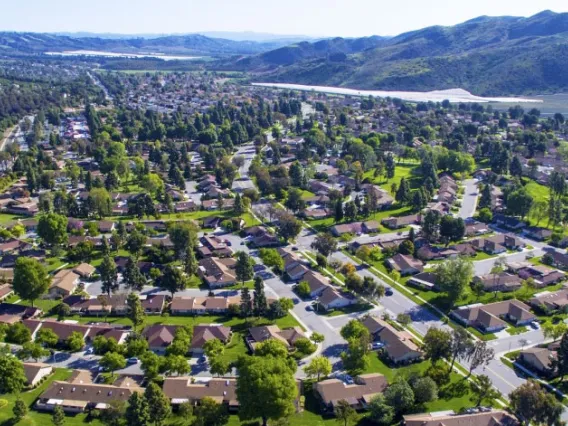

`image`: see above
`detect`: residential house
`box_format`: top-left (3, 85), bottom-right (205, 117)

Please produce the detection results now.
top-left (362, 316), bottom-right (423, 364)
top-left (301, 207), bottom-right (333, 219)
top-left (493, 214), bottom-right (526, 231)
top-left (330, 221), bottom-right (381, 237)
top-left (163, 377), bottom-right (240, 411)
top-left (416, 245), bottom-right (459, 261)
top-left (197, 235), bottom-right (233, 258)
top-left (381, 214), bottom-right (421, 229)
top-left (545, 251), bottom-right (568, 270)
top-left (49, 269), bottom-right (80, 298)
top-left (318, 287), bottom-right (355, 311)
top-left (517, 264), bottom-right (565, 287)
top-left (141, 295), bottom-right (167, 314)
top-left (403, 410), bottom-right (519, 426)
top-left (170, 296), bottom-right (240, 315)
top-left (0, 303), bottom-right (41, 324)
top-left (202, 198), bottom-right (235, 211)
top-left (0, 283), bottom-right (13, 300)
top-left (518, 346), bottom-right (557, 377)
top-left (361, 184), bottom-right (395, 209)
top-left (277, 248), bottom-right (309, 281)
top-left (385, 254), bottom-right (424, 276)
top-left (450, 300), bottom-right (536, 333)
top-left (142, 325), bottom-right (179, 353)
top-left (246, 325), bottom-right (306, 352)
top-left (23, 362), bottom-right (53, 387)
top-left (198, 257), bottom-right (237, 288)
top-left (524, 227), bottom-right (553, 241)
top-left (36, 370), bottom-right (143, 413)
top-left (174, 200), bottom-right (197, 213)
top-left (73, 263), bottom-right (96, 279)
top-left (529, 287), bottom-right (568, 313)
top-left (472, 273), bottom-right (523, 293)
top-left (465, 221), bottom-right (491, 237)
top-left (315, 374), bottom-right (387, 412)
top-left (243, 226), bottom-right (279, 247)
top-left (407, 272), bottom-right (438, 291)
top-left (191, 325), bottom-right (232, 353)
top-left (471, 234), bottom-right (524, 255)
top-left (301, 270), bottom-right (332, 298)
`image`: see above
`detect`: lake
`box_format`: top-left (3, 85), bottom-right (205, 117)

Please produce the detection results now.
top-left (45, 50), bottom-right (201, 61)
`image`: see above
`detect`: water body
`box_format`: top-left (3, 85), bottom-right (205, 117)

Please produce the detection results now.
top-left (45, 50), bottom-right (201, 61)
top-left (252, 83), bottom-right (542, 104)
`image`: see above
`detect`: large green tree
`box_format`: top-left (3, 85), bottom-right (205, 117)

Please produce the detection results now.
top-left (145, 382), bottom-right (171, 426)
top-left (37, 212), bottom-right (68, 246)
top-left (0, 354), bottom-right (27, 393)
top-left (434, 257), bottom-right (474, 306)
top-left (157, 265), bottom-right (188, 298)
top-left (13, 257), bottom-right (50, 307)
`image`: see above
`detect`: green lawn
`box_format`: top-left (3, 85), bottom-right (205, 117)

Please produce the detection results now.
top-left (364, 164), bottom-right (421, 195)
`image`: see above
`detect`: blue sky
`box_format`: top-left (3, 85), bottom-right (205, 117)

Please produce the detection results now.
top-left (3, 0), bottom-right (568, 37)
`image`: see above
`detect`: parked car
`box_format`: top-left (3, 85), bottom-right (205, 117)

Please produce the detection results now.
top-left (253, 264), bottom-right (266, 272)
top-left (370, 342), bottom-right (385, 351)
top-left (127, 357), bottom-right (139, 364)
top-left (291, 246), bottom-right (299, 251)
top-left (292, 298), bottom-right (300, 305)
top-left (385, 287), bottom-right (393, 296)
top-left (530, 321), bottom-right (540, 330)
top-left (305, 305), bottom-right (313, 312)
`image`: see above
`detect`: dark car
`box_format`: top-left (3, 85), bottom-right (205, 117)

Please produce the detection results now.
top-left (253, 264), bottom-right (267, 272)
top-left (291, 246), bottom-right (299, 251)
top-left (385, 287), bottom-right (393, 296)
top-left (292, 298), bottom-right (300, 305)
top-left (305, 305), bottom-right (313, 312)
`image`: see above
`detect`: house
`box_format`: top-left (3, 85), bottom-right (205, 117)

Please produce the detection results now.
top-left (198, 257), bottom-right (237, 288)
top-left (174, 201), bottom-right (197, 213)
top-left (0, 303), bottom-right (41, 324)
top-left (191, 324), bottom-right (232, 353)
top-left (362, 316), bottom-right (423, 364)
top-left (163, 377), bottom-right (239, 411)
top-left (0, 283), bottom-right (13, 300)
top-left (49, 269), bottom-right (80, 297)
top-left (97, 221), bottom-right (115, 233)
top-left (315, 374), bottom-right (387, 412)
top-left (23, 362), bottom-right (53, 387)
top-left (318, 287), bottom-right (355, 311)
top-left (403, 410), bottom-right (519, 426)
top-left (301, 208), bottom-right (333, 219)
top-left (517, 264), bottom-right (565, 287)
top-left (73, 263), bottom-right (96, 278)
top-left (198, 236), bottom-right (233, 258)
top-left (524, 227), bottom-right (553, 241)
top-left (381, 214), bottom-right (421, 229)
top-left (361, 184), bottom-right (395, 209)
top-left (493, 214), bottom-right (526, 231)
top-left (301, 270), bottom-right (332, 298)
top-left (202, 216), bottom-right (222, 229)
top-left (385, 254), bottom-right (424, 276)
top-left (450, 300), bottom-right (536, 333)
top-left (545, 251), bottom-right (568, 270)
top-left (170, 296), bottom-right (240, 315)
top-left (529, 287), bottom-right (568, 313)
top-left (518, 346), bottom-right (557, 377)
top-left (141, 295), bottom-right (167, 314)
top-left (465, 221), bottom-right (490, 237)
top-left (416, 245), bottom-right (459, 261)
top-left (278, 247), bottom-right (309, 281)
top-left (202, 198), bottom-right (235, 211)
top-left (246, 325), bottom-right (306, 351)
top-left (471, 234), bottom-right (524, 255)
top-left (243, 226), bottom-right (279, 247)
top-left (472, 273), bottom-right (523, 293)
top-left (407, 272), bottom-right (438, 291)
top-left (330, 221), bottom-right (381, 237)
top-left (142, 325), bottom-right (179, 353)
top-left (36, 370), bottom-right (142, 413)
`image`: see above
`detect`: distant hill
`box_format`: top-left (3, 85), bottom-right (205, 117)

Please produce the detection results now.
top-left (229, 10), bottom-right (568, 96)
top-left (0, 32), bottom-right (298, 56)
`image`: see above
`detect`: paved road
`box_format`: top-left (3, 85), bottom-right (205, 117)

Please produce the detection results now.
top-left (458, 179), bottom-right (479, 219)
top-left (232, 143), bottom-right (256, 193)
top-left (184, 179), bottom-right (202, 206)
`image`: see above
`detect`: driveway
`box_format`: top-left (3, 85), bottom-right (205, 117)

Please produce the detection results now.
top-left (458, 179), bottom-right (479, 219)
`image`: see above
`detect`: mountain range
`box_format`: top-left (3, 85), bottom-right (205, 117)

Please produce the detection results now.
top-left (228, 10), bottom-right (568, 96)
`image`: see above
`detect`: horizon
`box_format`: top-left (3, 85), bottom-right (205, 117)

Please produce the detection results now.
top-left (2, 0), bottom-right (567, 38)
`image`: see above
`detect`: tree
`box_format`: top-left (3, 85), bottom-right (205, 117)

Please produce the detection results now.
top-left (210, 357), bottom-right (231, 377)
top-left (422, 210), bottom-right (441, 242)
top-left (398, 240), bottom-right (414, 255)
top-left (184, 246), bottom-right (198, 276)
top-left (411, 376), bottom-right (438, 404)
top-left (334, 199), bottom-right (344, 223)
top-left (510, 156), bottom-right (523, 178)
top-left (145, 381), bottom-right (171, 426)
top-left (448, 327), bottom-right (473, 373)
top-left (0, 354), bottom-right (27, 393)
top-left (125, 392), bottom-right (150, 426)
top-left (422, 327), bottom-right (452, 364)
top-left (296, 281), bottom-right (311, 298)
top-left (13, 398), bottom-right (28, 422)
top-left (100, 352), bottom-right (126, 377)
top-left (434, 257), bottom-right (474, 306)
top-left (396, 313), bottom-right (412, 327)
top-left (554, 330), bottom-right (568, 379)
top-left (304, 356), bottom-right (332, 381)
top-left (311, 332), bottom-right (325, 344)
top-left (37, 327), bottom-right (58, 348)
top-left (194, 397), bottom-right (229, 426)
top-left (236, 355), bottom-right (298, 426)
top-left (233, 193), bottom-right (246, 215)
top-left (235, 252), bottom-right (254, 287)
top-left (395, 177), bottom-right (411, 204)
top-left (127, 293), bottom-right (146, 331)
top-left (477, 207), bottom-right (493, 223)
top-left (368, 394), bottom-right (394, 426)
top-left (340, 320), bottom-right (370, 340)
top-left (88, 187), bottom-right (112, 218)
top-left (285, 188), bottom-right (306, 213)
top-left (341, 336), bottom-right (370, 373)
top-left (17, 341), bottom-right (49, 362)
top-left (163, 354), bottom-right (190, 376)
top-left (542, 322), bottom-right (567, 342)
top-left (52, 404), bottom-right (65, 426)
top-left (126, 229), bottom-right (147, 258)
top-left (253, 275), bottom-right (268, 316)
top-left (203, 338), bottom-right (225, 359)
top-left (13, 257), bottom-right (50, 307)
top-left (275, 211), bottom-right (302, 241)
top-left (100, 254), bottom-right (119, 296)
top-left (141, 351), bottom-right (162, 380)
top-left (510, 380), bottom-right (563, 426)
top-left (37, 213), bottom-right (68, 247)
top-left (168, 222), bottom-right (197, 260)
top-left (465, 341), bottom-right (495, 377)
top-left (311, 233), bottom-right (338, 257)
top-left (157, 265), bottom-right (188, 298)
top-left (334, 400), bottom-right (357, 426)
top-left (506, 187), bottom-right (533, 219)
top-left (439, 216), bottom-right (465, 244)
top-left (258, 248), bottom-right (284, 272)
top-left (384, 380), bottom-right (415, 415)
top-left (5, 322), bottom-right (31, 344)
top-left (385, 153), bottom-right (396, 181)
top-left (100, 400), bottom-right (127, 426)
top-left (470, 375), bottom-right (500, 407)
